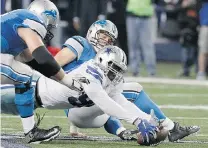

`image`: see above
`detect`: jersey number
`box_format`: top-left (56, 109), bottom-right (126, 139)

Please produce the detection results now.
top-left (68, 94), bottom-right (94, 107)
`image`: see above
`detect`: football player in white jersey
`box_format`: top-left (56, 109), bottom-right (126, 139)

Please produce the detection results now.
top-left (2, 46), bottom-right (163, 146)
top-left (52, 20), bottom-right (199, 141)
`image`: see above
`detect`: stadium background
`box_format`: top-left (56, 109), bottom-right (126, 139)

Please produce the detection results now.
top-left (1, 0), bottom-right (208, 147)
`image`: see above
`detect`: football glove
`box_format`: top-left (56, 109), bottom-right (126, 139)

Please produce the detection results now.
top-left (137, 119), bottom-right (159, 146)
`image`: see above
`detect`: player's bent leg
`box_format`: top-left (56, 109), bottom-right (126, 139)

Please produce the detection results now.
top-left (68, 105), bottom-right (138, 140)
top-left (1, 54), bottom-right (61, 143)
top-left (1, 54), bottom-right (35, 133)
top-left (122, 82), bottom-right (200, 141)
top-left (68, 105), bottom-right (108, 128)
top-left (122, 82), bottom-right (168, 121)
top-left (0, 84), bottom-right (61, 144)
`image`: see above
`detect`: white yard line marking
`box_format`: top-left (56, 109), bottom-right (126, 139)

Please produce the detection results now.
top-left (159, 105), bottom-right (208, 110)
top-left (152, 94), bottom-right (208, 97)
top-left (1, 128), bottom-right (17, 131)
top-left (1, 116), bottom-right (208, 120)
top-left (125, 77), bottom-right (208, 86)
top-left (196, 134), bottom-right (208, 137)
top-left (170, 117), bottom-right (208, 120)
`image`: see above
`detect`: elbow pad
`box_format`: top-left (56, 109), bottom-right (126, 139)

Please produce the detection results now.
top-left (32, 46), bottom-right (61, 77)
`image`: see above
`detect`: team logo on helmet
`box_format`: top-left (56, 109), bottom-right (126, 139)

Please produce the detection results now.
top-left (43, 10), bottom-right (57, 19)
top-left (105, 48), bottom-right (115, 55)
top-left (94, 20), bottom-right (107, 27)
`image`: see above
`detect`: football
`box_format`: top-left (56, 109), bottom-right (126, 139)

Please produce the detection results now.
top-left (137, 126), bottom-right (169, 145)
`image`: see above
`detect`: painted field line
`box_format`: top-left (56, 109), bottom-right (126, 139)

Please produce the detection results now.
top-left (170, 117), bottom-right (208, 120)
top-left (152, 93), bottom-right (208, 97)
top-left (196, 134), bottom-right (208, 137)
top-left (159, 105), bottom-right (208, 110)
top-left (1, 116), bottom-right (208, 120)
top-left (1, 128), bottom-right (17, 131)
top-left (125, 77), bottom-right (208, 86)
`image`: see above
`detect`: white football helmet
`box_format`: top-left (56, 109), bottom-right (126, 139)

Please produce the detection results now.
top-left (86, 20), bottom-right (118, 52)
top-left (28, 0), bottom-right (60, 42)
top-left (94, 45), bottom-right (127, 85)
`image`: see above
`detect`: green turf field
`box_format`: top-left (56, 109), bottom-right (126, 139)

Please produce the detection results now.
top-left (1, 82), bottom-right (208, 148)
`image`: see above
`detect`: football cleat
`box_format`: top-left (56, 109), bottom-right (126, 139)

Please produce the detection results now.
top-left (25, 113), bottom-right (61, 144)
top-left (168, 122), bottom-right (200, 142)
top-left (25, 125), bottom-right (61, 144)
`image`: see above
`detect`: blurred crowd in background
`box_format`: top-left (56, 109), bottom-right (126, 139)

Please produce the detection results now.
top-left (1, 0), bottom-right (208, 80)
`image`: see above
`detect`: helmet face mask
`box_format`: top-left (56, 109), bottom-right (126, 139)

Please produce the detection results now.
top-left (44, 30), bottom-right (54, 43)
top-left (106, 61), bottom-right (125, 84)
top-left (94, 46), bottom-right (127, 85)
top-left (94, 31), bottom-right (115, 49)
top-left (87, 20), bottom-right (118, 52)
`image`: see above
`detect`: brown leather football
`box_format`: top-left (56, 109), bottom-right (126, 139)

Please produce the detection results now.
top-left (155, 126), bottom-right (169, 143)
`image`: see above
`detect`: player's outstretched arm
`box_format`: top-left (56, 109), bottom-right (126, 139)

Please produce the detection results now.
top-left (82, 81), bottom-right (139, 124)
top-left (55, 36), bottom-right (85, 67)
top-left (111, 93), bottom-right (151, 121)
top-left (54, 47), bottom-right (77, 67)
top-left (18, 28), bottom-right (74, 88)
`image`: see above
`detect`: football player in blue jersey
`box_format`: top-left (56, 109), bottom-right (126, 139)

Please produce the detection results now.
top-left (53, 20), bottom-right (199, 142)
top-left (0, 0), bottom-right (79, 143)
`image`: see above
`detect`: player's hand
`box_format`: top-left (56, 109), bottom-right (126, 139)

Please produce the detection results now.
top-left (72, 77), bottom-right (91, 93)
top-left (71, 79), bottom-right (83, 92)
top-left (137, 119), bottom-right (159, 146)
top-left (60, 74), bottom-right (83, 92)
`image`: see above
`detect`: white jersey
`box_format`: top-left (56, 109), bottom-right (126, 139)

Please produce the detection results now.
top-left (38, 59), bottom-right (151, 124)
top-left (66, 60), bottom-right (151, 124)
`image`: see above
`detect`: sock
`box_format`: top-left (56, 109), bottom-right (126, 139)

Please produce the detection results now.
top-left (104, 117), bottom-right (125, 136)
top-left (70, 122), bottom-right (79, 134)
top-left (161, 117), bottom-right (175, 131)
top-left (132, 90), bottom-right (167, 120)
top-left (21, 115), bottom-right (35, 134)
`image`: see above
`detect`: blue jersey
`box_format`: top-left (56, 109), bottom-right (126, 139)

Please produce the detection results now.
top-left (1, 9), bottom-right (46, 56)
top-left (62, 36), bottom-right (96, 73)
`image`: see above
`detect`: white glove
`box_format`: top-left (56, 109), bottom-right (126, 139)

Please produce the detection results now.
top-left (60, 74), bottom-right (83, 92)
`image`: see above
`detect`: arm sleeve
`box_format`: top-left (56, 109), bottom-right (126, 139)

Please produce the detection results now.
top-left (82, 81), bottom-right (139, 124)
top-left (22, 19), bottom-right (47, 39)
top-left (111, 93), bottom-right (151, 122)
top-left (62, 37), bottom-right (84, 60)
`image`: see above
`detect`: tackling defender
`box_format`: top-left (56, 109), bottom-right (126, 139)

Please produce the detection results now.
top-left (52, 20), bottom-right (199, 141)
top-left (2, 46), bottom-right (162, 146)
top-left (0, 0), bottom-right (77, 143)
